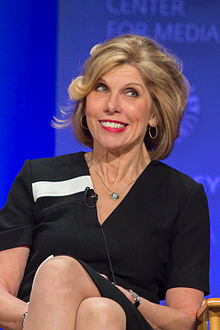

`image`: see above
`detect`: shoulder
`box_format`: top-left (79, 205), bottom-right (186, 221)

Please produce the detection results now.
top-left (151, 161), bottom-right (205, 199)
top-left (28, 152), bottom-right (88, 182)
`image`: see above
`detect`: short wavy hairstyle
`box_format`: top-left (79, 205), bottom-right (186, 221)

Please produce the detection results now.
top-left (57, 34), bottom-right (189, 160)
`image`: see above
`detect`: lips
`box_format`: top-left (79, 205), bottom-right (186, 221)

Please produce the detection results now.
top-left (99, 120), bottom-right (128, 132)
top-left (101, 121), bottom-right (125, 128)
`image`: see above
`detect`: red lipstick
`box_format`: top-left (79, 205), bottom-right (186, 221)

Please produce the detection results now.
top-left (99, 119), bottom-right (128, 133)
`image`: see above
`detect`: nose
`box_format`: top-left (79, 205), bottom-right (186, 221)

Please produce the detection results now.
top-left (104, 92), bottom-right (121, 113)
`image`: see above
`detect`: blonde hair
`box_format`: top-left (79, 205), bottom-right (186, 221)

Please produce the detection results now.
top-left (57, 34), bottom-right (189, 160)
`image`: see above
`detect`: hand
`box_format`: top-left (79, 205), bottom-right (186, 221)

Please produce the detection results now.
top-left (99, 273), bottom-right (108, 280)
top-left (113, 284), bottom-right (134, 304)
top-left (98, 274), bottom-right (135, 304)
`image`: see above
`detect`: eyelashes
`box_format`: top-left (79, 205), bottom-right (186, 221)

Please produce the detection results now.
top-left (94, 83), bottom-right (139, 98)
top-left (126, 89), bottom-right (139, 97)
top-left (94, 83), bottom-right (108, 92)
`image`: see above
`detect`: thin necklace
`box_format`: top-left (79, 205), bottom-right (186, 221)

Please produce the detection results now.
top-left (91, 167), bottom-right (136, 201)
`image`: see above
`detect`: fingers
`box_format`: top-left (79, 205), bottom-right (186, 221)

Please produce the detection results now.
top-left (114, 284), bottom-right (133, 302)
top-left (98, 274), bottom-right (132, 302)
top-left (99, 273), bottom-right (108, 280)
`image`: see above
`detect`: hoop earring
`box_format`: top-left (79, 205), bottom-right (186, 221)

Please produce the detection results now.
top-left (80, 114), bottom-right (88, 130)
top-left (149, 126), bottom-right (158, 140)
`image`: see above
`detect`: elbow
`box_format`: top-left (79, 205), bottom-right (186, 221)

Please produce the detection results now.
top-left (162, 311), bottom-right (197, 330)
top-left (176, 310), bottom-right (197, 330)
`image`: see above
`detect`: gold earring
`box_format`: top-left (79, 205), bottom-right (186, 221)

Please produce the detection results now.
top-left (80, 114), bottom-right (88, 130)
top-left (149, 126), bottom-right (158, 140)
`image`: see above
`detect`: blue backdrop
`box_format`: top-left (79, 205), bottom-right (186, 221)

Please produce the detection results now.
top-left (0, 1), bottom-right (219, 322)
top-left (0, 1), bottom-right (57, 203)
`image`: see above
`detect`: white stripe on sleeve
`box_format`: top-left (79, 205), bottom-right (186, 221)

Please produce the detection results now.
top-left (32, 175), bottom-right (93, 202)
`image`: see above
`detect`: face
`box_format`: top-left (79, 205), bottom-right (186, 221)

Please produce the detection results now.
top-left (85, 64), bottom-right (157, 152)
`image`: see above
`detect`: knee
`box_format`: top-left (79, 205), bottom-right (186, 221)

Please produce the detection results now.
top-left (32, 256), bottom-right (83, 296)
top-left (77, 297), bottom-right (126, 328)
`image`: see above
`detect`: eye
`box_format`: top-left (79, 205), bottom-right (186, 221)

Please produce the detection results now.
top-left (126, 88), bottom-right (139, 97)
top-left (94, 83), bottom-right (108, 93)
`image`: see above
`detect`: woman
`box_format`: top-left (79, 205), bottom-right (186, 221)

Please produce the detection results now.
top-left (0, 34), bottom-right (209, 330)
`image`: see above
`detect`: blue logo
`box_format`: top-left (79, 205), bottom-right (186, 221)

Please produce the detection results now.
top-left (178, 85), bottom-right (200, 142)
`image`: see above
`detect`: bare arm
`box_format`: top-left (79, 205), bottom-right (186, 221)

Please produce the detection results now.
top-left (139, 287), bottom-right (203, 329)
top-left (116, 285), bottom-right (203, 329)
top-left (0, 246), bottom-right (30, 330)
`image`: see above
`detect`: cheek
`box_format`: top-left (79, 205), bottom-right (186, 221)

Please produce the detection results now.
top-left (129, 106), bottom-right (151, 124)
top-left (138, 102), bottom-right (153, 122)
top-left (85, 96), bottom-right (103, 117)
top-left (85, 93), bottom-right (96, 112)
top-left (85, 97), bottom-right (92, 116)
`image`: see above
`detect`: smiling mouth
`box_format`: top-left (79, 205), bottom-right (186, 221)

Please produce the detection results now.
top-left (99, 121), bottom-right (127, 129)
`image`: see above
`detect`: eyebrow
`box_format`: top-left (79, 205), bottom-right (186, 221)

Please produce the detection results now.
top-left (97, 78), bottom-right (145, 90)
top-left (124, 82), bottom-right (144, 90)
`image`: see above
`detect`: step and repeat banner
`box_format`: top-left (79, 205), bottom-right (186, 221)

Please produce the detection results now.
top-left (56, 0), bottom-right (220, 297)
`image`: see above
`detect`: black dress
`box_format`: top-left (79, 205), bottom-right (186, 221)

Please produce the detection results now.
top-left (0, 152), bottom-right (210, 329)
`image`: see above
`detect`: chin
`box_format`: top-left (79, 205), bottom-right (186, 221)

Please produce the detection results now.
top-left (94, 137), bottom-right (139, 153)
top-left (97, 142), bottom-right (134, 154)
top-left (94, 138), bottom-right (122, 151)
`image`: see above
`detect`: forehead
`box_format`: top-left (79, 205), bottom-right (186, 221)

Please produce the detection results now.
top-left (100, 64), bottom-right (145, 84)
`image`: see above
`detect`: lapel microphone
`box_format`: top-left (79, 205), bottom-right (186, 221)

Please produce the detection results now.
top-left (84, 187), bottom-right (98, 208)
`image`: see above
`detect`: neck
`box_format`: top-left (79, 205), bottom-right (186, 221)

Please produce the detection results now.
top-left (85, 143), bottom-right (151, 185)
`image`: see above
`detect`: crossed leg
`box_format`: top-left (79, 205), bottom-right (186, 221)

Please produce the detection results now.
top-left (76, 297), bottom-right (126, 330)
top-left (23, 256), bottom-right (126, 330)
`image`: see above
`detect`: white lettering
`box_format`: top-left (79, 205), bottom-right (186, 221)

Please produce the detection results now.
top-left (106, 20), bottom-right (118, 38)
top-left (118, 20), bottom-right (135, 33)
top-left (106, 18), bottom-right (219, 43)
top-left (107, 20), bottom-right (149, 38)
top-left (121, 0), bottom-right (133, 14)
top-left (188, 105), bottom-right (200, 115)
top-left (194, 175), bottom-right (220, 194)
top-left (154, 23), bottom-right (173, 41)
top-left (187, 95), bottom-right (200, 115)
top-left (132, 0), bottom-right (148, 15)
top-left (206, 176), bottom-right (220, 194)
top-left (106, 0), bottom-right (120, 14)
top-left (199, 25), bottom-right (206, 41)
top-left (185, 23), bottom-right (200, 43)
top-left (135, 21), bottom-right (149, 35)
top-left (174, 23), bottom-right (185, 42)
top-left (205, 24), bottom-right (220, 42)
top-left (149, 0), bottom-right (158, 15)
top-left (194, 176), bottom-right (205, 185)
top-left (172, 0), bottom-right (185, 16)
top-left (153, 23), bottom-right (220, 43)
top-left (160, 0), bottom-right (171, 16)
top-left (106, 0), bottom-right (185, 16)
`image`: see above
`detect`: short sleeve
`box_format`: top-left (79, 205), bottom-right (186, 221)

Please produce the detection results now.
top-left (0, 160), bottom-right (35, 250)
top-left (165, 184), bottom-right (210, 295)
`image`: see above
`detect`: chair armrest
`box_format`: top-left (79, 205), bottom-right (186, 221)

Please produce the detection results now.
top-left (207, 298), bottom-right (220, 329)
top-left (197, 299), bottom-right (208, 330)
top-left (197, 298), bottom-right (220, 330)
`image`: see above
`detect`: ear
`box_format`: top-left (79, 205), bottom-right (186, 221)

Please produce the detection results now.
top-left (148, 113), bottom-right (158, 127)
